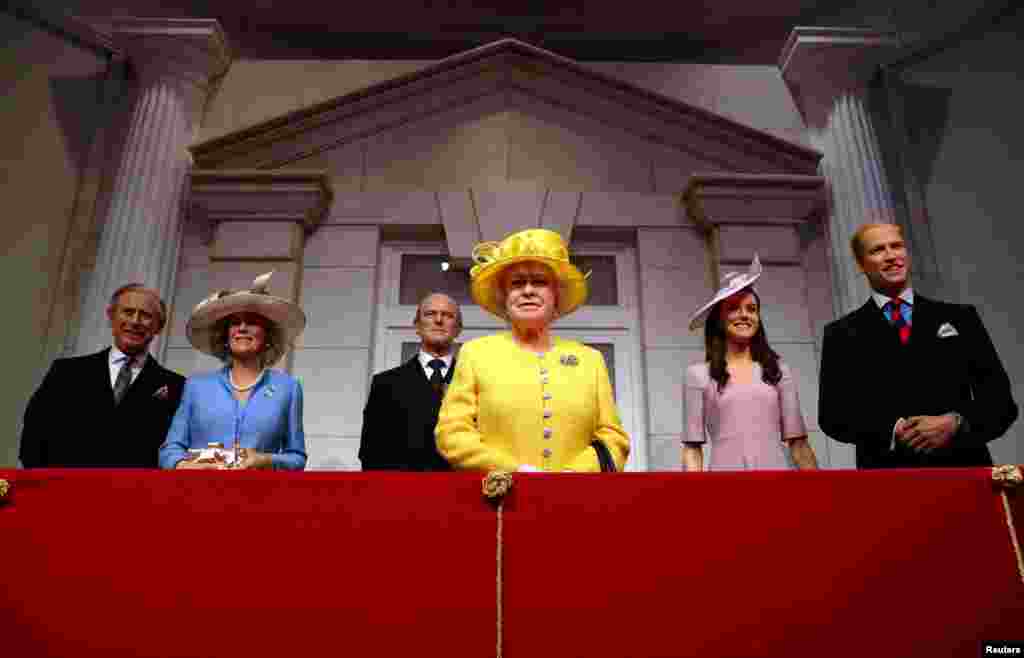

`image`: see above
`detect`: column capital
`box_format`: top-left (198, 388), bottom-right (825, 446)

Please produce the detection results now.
top-left (111, 18), bottom-right (231, 92)
top-left (779, 27), bottom-right (900, 128)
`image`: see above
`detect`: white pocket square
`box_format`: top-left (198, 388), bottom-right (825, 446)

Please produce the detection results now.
top-left (937, 323), bottom-right (958, 338)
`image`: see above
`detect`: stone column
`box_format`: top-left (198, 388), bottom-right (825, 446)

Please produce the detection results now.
top-left (780, 27), bottom-right (900, 316)
top-left (73, 18), bottom-right (230, 357)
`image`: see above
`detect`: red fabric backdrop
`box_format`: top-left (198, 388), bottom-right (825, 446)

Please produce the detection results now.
top-left (1, 468), bottom-right (1021, 658)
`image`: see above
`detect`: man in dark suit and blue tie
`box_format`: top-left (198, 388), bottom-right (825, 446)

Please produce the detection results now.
top-left (818, 223), bottom-right (1017, 468)
top-left (20, 284), bottom-right (185, 468)
top-left (359, 293), bottom-right (461, 471)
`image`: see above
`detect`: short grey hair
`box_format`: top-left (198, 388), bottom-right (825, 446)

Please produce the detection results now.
top-left (413, 292), bottom-right (463, 329)
top-left (109, 283), bottom-right (167, 329)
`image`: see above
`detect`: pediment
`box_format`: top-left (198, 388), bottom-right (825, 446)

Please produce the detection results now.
top-left (190, 38), bottom-right (820, 181)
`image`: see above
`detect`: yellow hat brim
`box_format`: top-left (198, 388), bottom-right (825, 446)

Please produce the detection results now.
top-left (471, 256), bottom-right (589, 319)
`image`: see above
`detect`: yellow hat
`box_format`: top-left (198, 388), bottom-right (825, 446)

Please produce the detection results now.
top-left (470, 228), bottom-right (589, 319)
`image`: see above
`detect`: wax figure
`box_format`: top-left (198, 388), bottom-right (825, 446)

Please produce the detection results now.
top-left (818, 223), bottom-right (1017, 468)
top-left (359, 293), bottom-right (461, 471)
top-left (160, 272), bottom-right (307, 470)
top-left (436, 228), bottom-right (630, 472)
top-left (683, 256), bottom-right (817, 471)
top-left (20, 284), bottom-right (184, 468)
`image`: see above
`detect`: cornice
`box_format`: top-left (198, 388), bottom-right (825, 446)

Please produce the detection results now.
top-left (683, 173), bottom-right (827, 229)
top-left (190, 38), bottom-right (822, 175)
top-left (188, 169), bottom-right (333, 241)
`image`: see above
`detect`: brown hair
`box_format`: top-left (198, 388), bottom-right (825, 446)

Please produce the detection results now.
top-left (704, 288), bottom-right (781, 392)
top-left (211, 313), bottom-right (287, 369)
top-left (850, 223), bottom-right (904, 264)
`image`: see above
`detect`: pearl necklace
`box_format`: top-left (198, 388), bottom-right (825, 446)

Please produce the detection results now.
top-left (229, 368), bottom-right (264, 392)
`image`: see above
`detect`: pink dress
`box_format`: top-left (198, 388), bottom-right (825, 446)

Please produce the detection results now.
top-left (685, 361), bottom-right (807, 471)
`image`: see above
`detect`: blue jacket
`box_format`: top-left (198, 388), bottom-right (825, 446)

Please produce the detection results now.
top-left (160, 367), bottom-right (306, 470)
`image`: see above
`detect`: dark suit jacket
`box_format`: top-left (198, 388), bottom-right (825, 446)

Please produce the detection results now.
top-left (359, 356), bottom-right (454, 471)
top-left (818, 295), bottom-right (1018, 468)
top-left (20, 348), bottom-right (185, 468)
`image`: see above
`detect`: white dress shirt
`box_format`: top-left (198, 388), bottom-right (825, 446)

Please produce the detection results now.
top-left (872, 287), bottom-right (914, 314)
top-left (417, 350), bottom-right (453, 381)
top-left (109, 346), bottom-right (148, 389)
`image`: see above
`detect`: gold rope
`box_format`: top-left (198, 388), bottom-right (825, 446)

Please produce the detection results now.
top-left (1000, 491), bottom-right (1024, 585)
top-left (482, 471), bottom-right (513, 658)
top-left (479, 472), bottom-right (512, 658)
top-left (496, 500), bottom-right (504, 658)
top-left (992, 466), bottom-right (1024, 585)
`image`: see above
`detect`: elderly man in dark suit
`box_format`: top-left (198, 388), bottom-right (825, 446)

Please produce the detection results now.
top-left (359, 292), bottom-right (461, 471)
top-left (20, 284), bottom-right (185, 468)
top-left (818, 223), bottom-right (1017, 468)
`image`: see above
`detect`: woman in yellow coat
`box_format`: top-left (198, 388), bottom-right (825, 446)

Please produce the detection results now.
top-left (436, 228), bottom-right (630, 472)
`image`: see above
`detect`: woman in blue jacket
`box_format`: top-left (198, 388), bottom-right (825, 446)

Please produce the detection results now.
top-left (160, 272), bottom-right (307, 470)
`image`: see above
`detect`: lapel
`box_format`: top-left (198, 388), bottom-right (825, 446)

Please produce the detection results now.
top-left (906, 295), bottom-right (941, 353)
top-left (118, 353), bottom-right (162, 407)
top-left (92, 348), bottom-right (118, 409)
top-left (852, 299), bottom-right (902, 353)
top-left (403, 356), bottom-right (457, 396)
top-left (401, 356), bottom-right (435, 400)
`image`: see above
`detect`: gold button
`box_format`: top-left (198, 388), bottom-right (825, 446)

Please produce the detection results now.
top-left (543, 393), bottom-right (552, 401)
top-left (542, 448), bottom-right (552, 458)
top-left (543, 410), bottom-right (552, 419)
top-left (543, 428), bottom-right (552, 438)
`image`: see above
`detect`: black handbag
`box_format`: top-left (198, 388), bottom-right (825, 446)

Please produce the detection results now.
top-left (591, 440), bottom-right (616, 472)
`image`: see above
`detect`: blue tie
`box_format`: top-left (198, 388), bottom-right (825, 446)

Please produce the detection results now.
top-left (428, 359), bottom-right (446, 393)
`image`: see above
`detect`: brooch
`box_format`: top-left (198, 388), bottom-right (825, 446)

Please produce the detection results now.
top-left (560, 354), bottom-right (579, 367)
top-left (265, 385), bottom-right (276, 398)
top-left (153, 385), bottom-right (170, 400)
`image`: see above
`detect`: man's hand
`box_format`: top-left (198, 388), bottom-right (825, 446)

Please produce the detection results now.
top-left (897, 415), bottom-right (958, 453)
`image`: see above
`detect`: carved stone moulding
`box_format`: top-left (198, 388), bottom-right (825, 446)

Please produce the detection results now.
top-left (188, 170), bottom-right (333, 244)
top-left (683, 173), bottom-right (827, 229)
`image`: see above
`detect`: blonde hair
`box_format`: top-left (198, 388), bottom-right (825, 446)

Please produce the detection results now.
top-left (850, 223), bottom-right (904, 264)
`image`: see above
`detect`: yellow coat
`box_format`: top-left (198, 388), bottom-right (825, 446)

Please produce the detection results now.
top-left (436, 332), bottom-right (630, 472)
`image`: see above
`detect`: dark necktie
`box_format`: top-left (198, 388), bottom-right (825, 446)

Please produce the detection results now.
top-left (887, 298), bottom-right (911, 344)
top-left (113, 357), bottom-right (134, 405)
top-left (428, 359), bottom-right (446, 393)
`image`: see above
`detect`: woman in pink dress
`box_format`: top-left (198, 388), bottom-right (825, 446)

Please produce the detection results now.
top-left (682, 256), bottom-right (818, 471)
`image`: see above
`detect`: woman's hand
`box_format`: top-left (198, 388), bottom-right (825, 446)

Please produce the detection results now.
top-left (175, 459), bottom-right (222, 470)
top-left (682, 443), bottom-right (704, 472)
top-left (786, 436), bottom-right (818, 470)
top-left (237, 448), bottom-right (273, 470)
